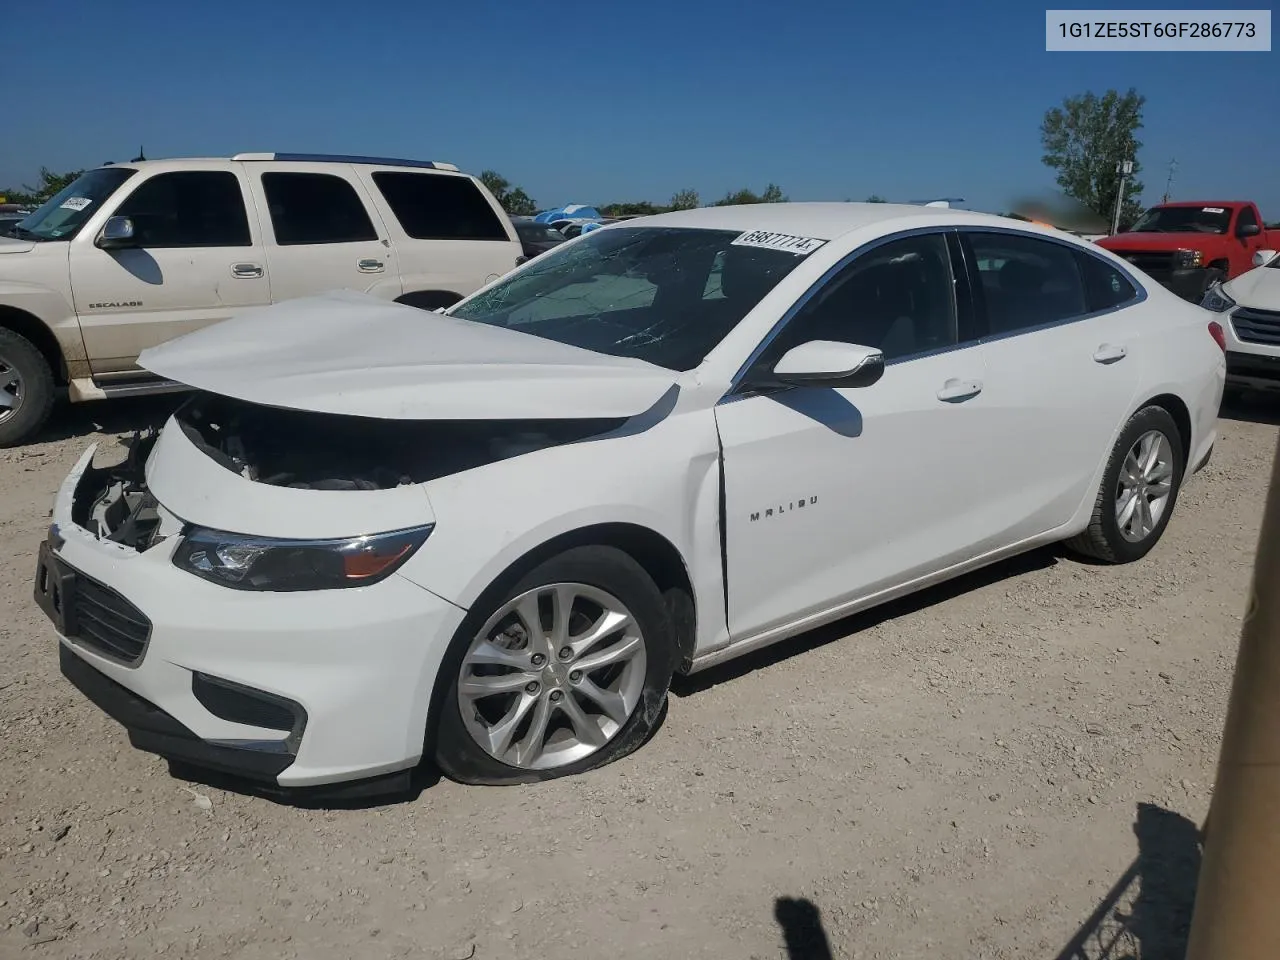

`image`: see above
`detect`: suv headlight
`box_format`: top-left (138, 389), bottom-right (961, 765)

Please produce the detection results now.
top-left (1174, 248), bottom-right (1204, 269)
top-left (1200, 283), bottom-right (1236, 314)
top-left (173, 525), bottom-right (433, 591)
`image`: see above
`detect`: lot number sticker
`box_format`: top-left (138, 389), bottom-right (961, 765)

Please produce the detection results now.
top-left (59, 197), bottom-right (94, 211)
top-left (732, 230), bottom-right (826, 255)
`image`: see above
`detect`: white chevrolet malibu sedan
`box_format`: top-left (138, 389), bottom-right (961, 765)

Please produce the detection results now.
top-left (35, 203), bottom-right (1225, 797)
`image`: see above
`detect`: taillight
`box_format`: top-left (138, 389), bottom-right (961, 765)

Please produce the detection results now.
top-left (1208, 321), bottom-right (1226, 353)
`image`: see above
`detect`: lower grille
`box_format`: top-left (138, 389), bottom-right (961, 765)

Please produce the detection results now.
top-left (1117, 251), bottom-right (1176, 274)
top-left (1232, 307), bottom-right (1280, 346)
top-left (192, 673), bottom-right (302, 733)
top-left (72, 576), bottom-right (151, 664)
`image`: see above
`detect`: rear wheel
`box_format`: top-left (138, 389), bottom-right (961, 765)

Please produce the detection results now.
top-left (433, 546), bottom-right (677, 785)
top-left (1066, 406), bottom-right (1185, 564)
top-left (0, 327), bottom-right (56, 448)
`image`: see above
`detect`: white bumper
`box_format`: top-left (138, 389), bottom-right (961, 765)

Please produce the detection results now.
top-left (42, 445), bottom-right (467, 788)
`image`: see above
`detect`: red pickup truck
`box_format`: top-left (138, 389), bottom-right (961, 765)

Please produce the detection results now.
top-left (1096, 201), bottom-right (1280, 302)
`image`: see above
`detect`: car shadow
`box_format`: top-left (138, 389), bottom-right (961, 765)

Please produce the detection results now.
top-left (1220, 391), bottom-right (1280, 427)
top-left (672, 546), bottom-right (1058, 697)
top-left (32, 394), bottom-right (185, 445)
top-left (1053, 803), bottom-right (1203, 960)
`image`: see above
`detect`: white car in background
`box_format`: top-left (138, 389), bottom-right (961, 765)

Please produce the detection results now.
top-left (35, 203), bottom-right (1225, 798)
top-left (1201, 247), bottom-right (1280, 395)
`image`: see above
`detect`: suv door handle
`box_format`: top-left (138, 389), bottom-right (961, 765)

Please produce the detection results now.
top-left (936, 378), bottom-right (983, 402)
top-left (358, 258), bottom-right (385, 273)
top-left (231, 262), bottom-right (264, 279)
top-left (1093, 343), bottom-right (1128, 364)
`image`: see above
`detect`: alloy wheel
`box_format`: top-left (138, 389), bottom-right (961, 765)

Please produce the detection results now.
top-left (1115, 429), bottom-right (1175, 542)
top-left (0, 354), bottom-right (23, 425)
top-left (458, 582), bottom-right (648, 770)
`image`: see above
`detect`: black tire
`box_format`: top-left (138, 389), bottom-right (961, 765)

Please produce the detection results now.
top-left (1199, 268), bottom-right (1226, 301)
top-left (0, 327), bottom-right (56, 448)
top-left (1066, 405), bottom-right (1185, 564)
top-left (433, 545), bottom-right (677, 785)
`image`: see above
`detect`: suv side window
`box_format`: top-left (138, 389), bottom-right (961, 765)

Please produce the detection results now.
top-left (261, 172), bottom-right (378, 245)
top-left (1076, 251), bottom-right (1139, 313)
top-left (371, 172), bottom-right (510, 241)
top-left (967, 232), bottom-right (1087, 335)
top-left (1238, 205), bottom-right (1260, 231)
top-left (114, 171), bottom-right (250, 248)
top-left (768, 233), bottom-right (959, 363)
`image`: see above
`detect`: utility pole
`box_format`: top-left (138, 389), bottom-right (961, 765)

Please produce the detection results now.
top-left (1162, 158), bottom-right (1177, 204)
top-left (1111, 159), bottom-right (1133, 235)
top-left (1184, 435), bottom-right (1280, 960)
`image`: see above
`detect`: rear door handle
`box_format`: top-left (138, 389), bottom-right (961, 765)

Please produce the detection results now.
top-left (937, 378), bottom-right (983, 403)
top-left (358, 258), bottom-right (385, 273)
top-left (231, 262), bottom-right (264, 279)
top-left (1093, 343), bottom-right (1128, 364)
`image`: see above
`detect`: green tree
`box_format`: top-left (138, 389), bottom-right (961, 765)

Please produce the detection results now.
top-left (669, 189), bottom-right (699, 210)
top-left (1041, 88), bottom-right (1146, 228)
top-left (865, 194), bottom-right (888, 203)
top-left (478, 170), bottom-right (537, 216)
top-left (713, 184), bottom-right (787, 206)
top-left (760, 183), bottom-right (785, 203)
top-left (1, 167), bottom-right (86, 206)
top-left (600, 201), bottom-right (665, 217)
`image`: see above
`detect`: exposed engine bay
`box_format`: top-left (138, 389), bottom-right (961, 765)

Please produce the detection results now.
top-left (174, 392), bottom-right (626, 490)
top-left (70, 429), bottom-right (169, 550)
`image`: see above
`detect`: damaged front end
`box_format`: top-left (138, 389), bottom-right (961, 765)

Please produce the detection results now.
top-left (70, 430), bottom-right (172, 551)
top-left (172, 392), bottom-right (626, 491)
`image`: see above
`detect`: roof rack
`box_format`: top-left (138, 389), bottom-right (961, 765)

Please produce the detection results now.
top-left (230, 152), bottom-right (459, 171)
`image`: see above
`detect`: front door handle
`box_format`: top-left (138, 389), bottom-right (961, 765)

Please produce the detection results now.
top-left (937, 378), bottom-right (983, 403)
top-left (231, 262), bottom-right (264, 279)
top-left (1093, 343), bottom-right (1128, 364)
top-left (358, 258), bottom-right (385, 273)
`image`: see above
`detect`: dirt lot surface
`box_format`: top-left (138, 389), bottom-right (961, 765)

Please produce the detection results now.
top-left (3, 397), bottom-right (1278, 960)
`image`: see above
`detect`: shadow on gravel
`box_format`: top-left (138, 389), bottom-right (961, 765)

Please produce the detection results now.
top-left (775, 896), bottom-right (835, 960)
top-left (1220, 391), bottom-right (1280, 427)
top-left (31, 394), bottom-right (185, 445)
top-left (1053, 803), bottom-right (1202, 960)
top-left (672, 547), bottom-right (1058, 696)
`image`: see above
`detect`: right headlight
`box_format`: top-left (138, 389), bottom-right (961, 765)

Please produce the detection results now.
top-left (1200, 283), bottom-right (1236, 314)
top-left (172, 525), bottom-right (434, 591)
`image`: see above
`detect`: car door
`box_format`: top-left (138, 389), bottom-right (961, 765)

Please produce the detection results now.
top-left (68, 168), bottom-right (271, 375)
top-left (244, 165), bottom-right (402, 302)
top-left (961, 229), bottom-right (1143, 540)
top-left (714, 230), bottom-right (999, 641)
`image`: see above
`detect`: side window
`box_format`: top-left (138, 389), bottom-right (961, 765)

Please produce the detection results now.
top-left (1077, 251), bottom-right (1139, 312)
top-left (1238, 206), bottom-right (1259, 231)
top-left (770, 233), bottom-right (958, 362)
top-left (261, 173), bottom-right (378, 245)
top-left (371, 172), bottom-right (510, 241)
top-left (967, 232), bottom-right (1087, 335)
top-left (114, 171), bottom-right (250, 248)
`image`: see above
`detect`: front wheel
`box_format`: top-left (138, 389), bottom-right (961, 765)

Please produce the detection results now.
top-left (433, 546), bottom-right (677, 785)
top-left (1066, 405), bottom-right (1185, 564)
top-left (0, 328), bottom-right (56, 448)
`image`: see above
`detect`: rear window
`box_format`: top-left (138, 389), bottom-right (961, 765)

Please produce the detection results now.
top-left (372, 172), bottom-right (510, 241)
top-left (261, 172), bottom-right (378, 245)
top-left (1077, 251), bottom-right (1139, 312)
top-left (515, 222), bottom-right (565, 243)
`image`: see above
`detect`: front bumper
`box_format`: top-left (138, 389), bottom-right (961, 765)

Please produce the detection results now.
top-left (1225, 351), bottom-right (1280, 390)
top-left (1141, 266), bottom-right (1215, 302)
top-left (37, 444), bottom-right (467, 792)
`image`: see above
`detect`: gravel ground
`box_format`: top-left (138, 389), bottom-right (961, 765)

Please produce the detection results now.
top-left (2, 396), bottom-right (1278, 960)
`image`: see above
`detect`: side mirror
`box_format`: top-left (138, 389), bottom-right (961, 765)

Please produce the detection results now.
top-left (1252, 249), bottom-right (1277, 268)
top-left (1238, 222), bottom-right (1262, 239)
top-left (96, 216), bottom-right (137, 250)
top-left (771, 340), bottom-right (885, 389)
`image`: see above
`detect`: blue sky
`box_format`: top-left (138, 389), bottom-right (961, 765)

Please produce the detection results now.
top-left (3, 0), bottom-right (1277, 215)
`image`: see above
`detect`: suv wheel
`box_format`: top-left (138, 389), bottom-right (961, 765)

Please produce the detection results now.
top-left (0, 328), bottom-right (56, 447)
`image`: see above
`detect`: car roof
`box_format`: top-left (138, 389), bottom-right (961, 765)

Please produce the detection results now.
top-left (1154, 200), bottom-right (1251, 208)
top-left (89, 154), bottom-right (465, 175)
top-left (625, 202), bottom-right (995, 241)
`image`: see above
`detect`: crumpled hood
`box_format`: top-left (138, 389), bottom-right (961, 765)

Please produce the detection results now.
top-left (138, 290), bottom-right (680, 420)
top-left (1225, 263), bottom-right (1280, 310)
